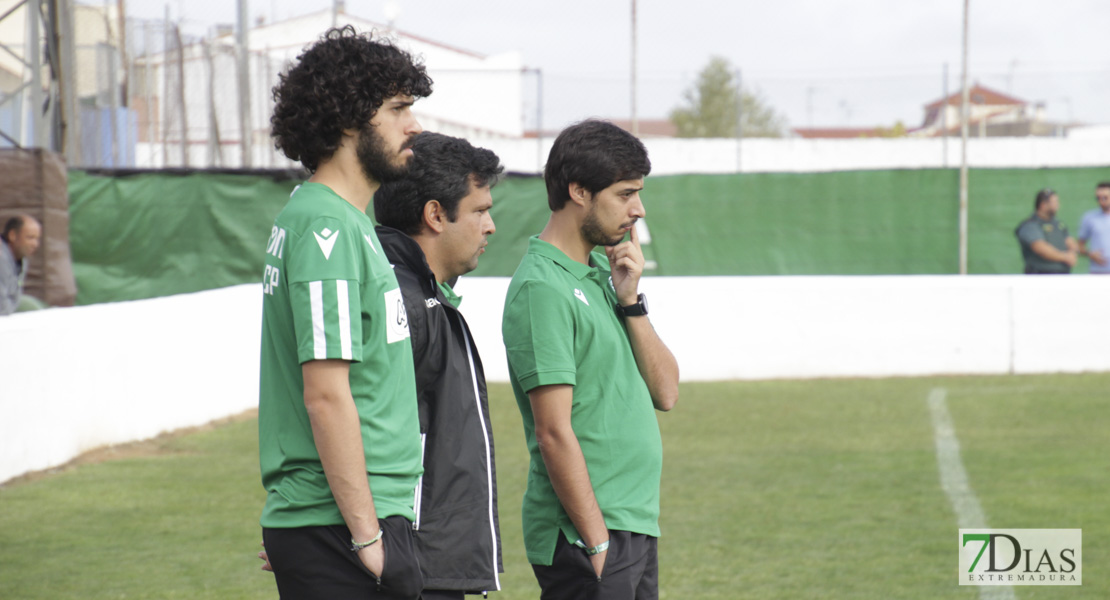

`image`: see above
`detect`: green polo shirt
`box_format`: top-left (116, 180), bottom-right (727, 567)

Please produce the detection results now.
top-left (502, 236), bottom-right (663, 566)
top-left (258, 182), bottom-right (422, 529)
top-left (437, 280), bottom-right (462, 308)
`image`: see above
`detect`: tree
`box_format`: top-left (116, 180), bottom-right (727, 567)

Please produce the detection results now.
top-left (871, 121), bottom-right (908, 138)
top-left (669, 56), bottom-right (787, 138)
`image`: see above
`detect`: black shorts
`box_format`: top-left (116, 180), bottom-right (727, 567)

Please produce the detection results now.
top-left (531, 530), bottom-right (659, 600)
top-left (263, 515), bottom-right (423, 600)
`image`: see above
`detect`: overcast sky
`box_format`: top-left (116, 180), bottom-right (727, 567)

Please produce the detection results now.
top-left (125, 0), bottom-right (1110, 132)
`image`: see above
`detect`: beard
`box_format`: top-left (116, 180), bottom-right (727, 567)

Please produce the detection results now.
top-left (357, 122), bottom-right (413, 184)
top-left (581, 202), bottom-right (626, 247)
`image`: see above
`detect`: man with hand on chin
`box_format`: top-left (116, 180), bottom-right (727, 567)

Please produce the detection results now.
top-left (502, 119), bottom-right (680, 600)
top-left (258, 26), bottom-right (430, 600)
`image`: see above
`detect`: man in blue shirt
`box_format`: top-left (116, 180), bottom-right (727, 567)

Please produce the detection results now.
top-left (1077, 182), bottom-right (1110, 274)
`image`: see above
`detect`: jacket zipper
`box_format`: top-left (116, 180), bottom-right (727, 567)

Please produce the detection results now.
top-left (460, 325), bottom-right (501, 591)
top-left (413, 432), bottom-right (426, 531)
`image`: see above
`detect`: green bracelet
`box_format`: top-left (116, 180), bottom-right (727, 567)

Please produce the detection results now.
top-left (350, 528), bottom-right (384, 552)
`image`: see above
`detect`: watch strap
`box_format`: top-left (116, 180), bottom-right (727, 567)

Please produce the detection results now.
top-left (616, 293), bottom-right (648, 317)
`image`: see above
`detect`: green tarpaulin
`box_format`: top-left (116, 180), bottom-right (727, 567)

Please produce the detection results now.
top-left (67, 166), bottom-right (1110, 304)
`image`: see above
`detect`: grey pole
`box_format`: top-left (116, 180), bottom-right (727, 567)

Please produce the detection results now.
top-left (630, 0), bottom-right (637, 136)
top-left (958, 0), bottom-right (970, 275)
top-left (28, 0), bottom-right (45, 148)
top-left (237, 0), bottom-right (252, 167)
top-left (942, 62), bottom-right (948, 168)
top-left (536, 68), bottom-right (543, 173)
top-left (735, 68), bottom-right (742, 173)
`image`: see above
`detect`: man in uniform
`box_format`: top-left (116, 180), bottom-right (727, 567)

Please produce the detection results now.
top-left (257, 26), bottom-right (431, 599)
top-left (1077, 182), bottom-right (1110, 274)
top-left (1016, 188), bottom-right (1077, 274)
top-left (373, 131), bottom-right (504, 599)
top-left (501, 119), bottom-right (680, 600)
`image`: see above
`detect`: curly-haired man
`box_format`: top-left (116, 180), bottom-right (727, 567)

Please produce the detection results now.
top-left (258, 26), bottom-right (432, 600)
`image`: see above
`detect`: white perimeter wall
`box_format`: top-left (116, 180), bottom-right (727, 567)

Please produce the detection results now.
top-left (481, 135), bottom-right (1110, 175)
top-left (3, 275), bottom-right (1108, 483)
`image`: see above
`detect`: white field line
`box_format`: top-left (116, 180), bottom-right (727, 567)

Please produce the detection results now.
top-left (927, 387), bottom-right (1017, 600)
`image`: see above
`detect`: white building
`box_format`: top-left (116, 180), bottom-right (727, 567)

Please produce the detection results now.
top-left (132, 7), bottom-right (522, 168)
top-left (913, 83), bottom-right (1063, 138)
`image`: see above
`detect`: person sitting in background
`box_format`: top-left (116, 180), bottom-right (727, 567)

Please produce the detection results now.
top-left (1015, 188), bottom-right (1077, 274)
top-left (1077, 182), bottom-right (1110, 274)
top-left (0, 215), bottom-right (42, 315)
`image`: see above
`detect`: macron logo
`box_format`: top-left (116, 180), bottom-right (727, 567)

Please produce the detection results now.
top-left (574, 288), bottom-right (589, 306)
top-left (364, 234), bottom-right (378, 255)
top-left (314, 228), bottom-right (339, 260)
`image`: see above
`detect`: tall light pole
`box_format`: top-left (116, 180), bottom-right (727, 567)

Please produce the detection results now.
top-left (735, 68), bottom-right (742, 173)
top-left (237, 0), bottom-right (252, 167)
top-left (958, 0), bottom-right (970, 275)
top-left (630, 0), bottom-right (638, 136)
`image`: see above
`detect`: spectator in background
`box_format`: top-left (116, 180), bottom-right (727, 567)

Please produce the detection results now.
top-left (1015, 188), bottom-right (1077, 274)
top-left (1077, 182), bottom-right (1110, 274)
top-left (1, 215), bottom-right (42, 315)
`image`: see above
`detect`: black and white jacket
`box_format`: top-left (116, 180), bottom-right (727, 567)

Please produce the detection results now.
top-left (376, 226), bottom-right (502, 594)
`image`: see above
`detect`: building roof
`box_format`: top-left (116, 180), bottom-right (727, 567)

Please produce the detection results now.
top-left (924, 83), bottom-right (1026, 109)
top-left (525, 118), bottom-right (678, 139)
top-left (792, 127), bottom-right (885, 139)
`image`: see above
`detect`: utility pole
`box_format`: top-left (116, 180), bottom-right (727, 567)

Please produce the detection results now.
top-left (958, 0), bottom-right (971, 275)
top-left (237, 0), bottom-right (252, 167)
top-left (117, 0), bottom-right (128, 106)
top-left (941, 62), bottom-right (948, 167)
top-left (28, 0), bottom-right (45, 148)
top-left (735, 68), bottom-right (742, 173)
top-left (630, 0), bottom-right (638, 136)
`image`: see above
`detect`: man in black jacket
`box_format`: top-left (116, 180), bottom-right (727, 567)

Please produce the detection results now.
top-left (373, 132), bottom-right (504, 599)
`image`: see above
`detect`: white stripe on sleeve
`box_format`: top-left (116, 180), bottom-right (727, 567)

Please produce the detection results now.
top-left (309, 280), bottom-right (326, 359)
top-left (336, 280), bottom-right (352, 360)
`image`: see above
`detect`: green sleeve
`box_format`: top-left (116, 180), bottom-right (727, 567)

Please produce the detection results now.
top-left (503, 280), bottom-right (577, 392)
top-left (286, 217), bottom-right (364, 364)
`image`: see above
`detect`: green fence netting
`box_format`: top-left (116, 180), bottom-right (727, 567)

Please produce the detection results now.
top-left (68, 166), bottom-right (1110, 304)
top-left (69, 169), bottom-right (301, 304)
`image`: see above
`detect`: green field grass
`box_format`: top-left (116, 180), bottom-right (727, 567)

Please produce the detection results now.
top-left (1, 374), bottom-right (1106, 599)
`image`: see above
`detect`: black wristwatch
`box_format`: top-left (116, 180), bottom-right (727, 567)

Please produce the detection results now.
top-left (616, 293), bottom-right (649, 317)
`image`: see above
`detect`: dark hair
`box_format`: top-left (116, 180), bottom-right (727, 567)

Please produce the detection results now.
top-left (1097, 182), bottom-right (1110, 190)
top-left (373, 132), bottom-right (503, 235)
top-left (271, 26), bottom-right (433, 173)
top-left (1034, 188), bottom-right (1056, 210)
top-left (3, 216), bottom-right (26, 242)
top-left (544, 119), bottom-right (651, 211)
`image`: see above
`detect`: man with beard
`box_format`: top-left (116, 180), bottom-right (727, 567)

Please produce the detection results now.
top-left (373, 132), bottom-right (504, 599)
top-left (501, 120), bottom-right (680, 599)
top-left (257, 26), bottom-right (431, 600)
top-left (1016, 188), bottom-right (1078, 274)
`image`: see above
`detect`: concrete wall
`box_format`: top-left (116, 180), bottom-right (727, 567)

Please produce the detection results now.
top-left (4, 275), bottom-right (1108, 483)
